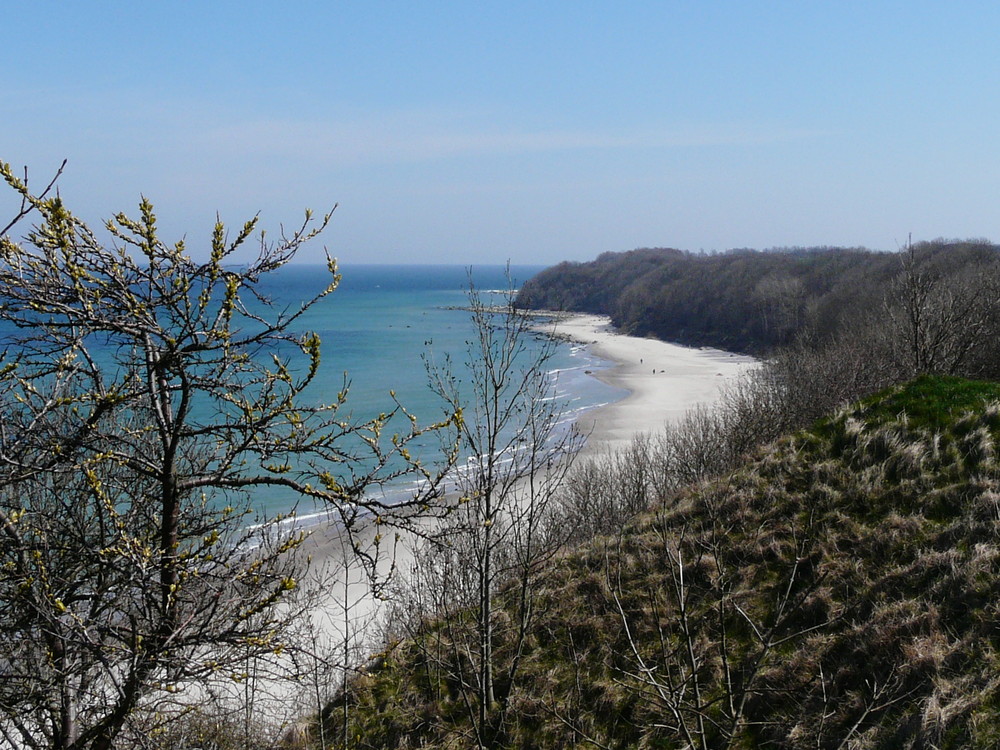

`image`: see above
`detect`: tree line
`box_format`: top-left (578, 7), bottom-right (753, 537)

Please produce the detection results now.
top-left (516, 240), bottom-right (1000, 359)
top-left (314, 239), bottom-right (1000, 747)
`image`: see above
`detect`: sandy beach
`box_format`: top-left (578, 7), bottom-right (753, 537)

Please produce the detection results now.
top-left (547, 313), bottom-right (757, 458)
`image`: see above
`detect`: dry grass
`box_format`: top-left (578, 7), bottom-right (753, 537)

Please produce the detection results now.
top-left (317, 377), bottom-right (1000, 748)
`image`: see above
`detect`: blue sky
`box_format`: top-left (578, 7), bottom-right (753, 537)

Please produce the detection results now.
top-left (3, 2), bottom-right (999, 264)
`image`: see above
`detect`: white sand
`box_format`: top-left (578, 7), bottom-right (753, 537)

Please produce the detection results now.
top-left (547, 313), bottom-right (757, 457)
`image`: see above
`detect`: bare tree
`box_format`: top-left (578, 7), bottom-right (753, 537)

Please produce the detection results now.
top-left (754, 271), bottom-right (805, 344)
top-left (553, 434), bottom-right (669, 545)
top-left (884, 237), bottom-right (1000, 378)
top-left (396, 277), bottom-right (582, 747)
top-left (604, 493), bottom-right (836, 749)
top-left (0, 162), bottom-right (456, 750)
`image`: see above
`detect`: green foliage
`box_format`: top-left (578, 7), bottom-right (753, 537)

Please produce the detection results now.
top-left (850, 374), bottom-right (1000, 433)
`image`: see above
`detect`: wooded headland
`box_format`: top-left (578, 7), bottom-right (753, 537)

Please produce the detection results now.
top-left (516, 240), bottom-right (1000, 359)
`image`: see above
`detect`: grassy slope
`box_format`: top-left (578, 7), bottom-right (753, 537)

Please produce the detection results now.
top-left (326, 375), bottom-right (1000, 748)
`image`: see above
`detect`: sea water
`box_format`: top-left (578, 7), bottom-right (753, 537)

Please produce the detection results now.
top-left (255, 264), bottom-right (625, 522)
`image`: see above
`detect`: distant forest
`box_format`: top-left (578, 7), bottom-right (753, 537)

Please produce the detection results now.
top-left (515, 239), bottom-right (1000, 356)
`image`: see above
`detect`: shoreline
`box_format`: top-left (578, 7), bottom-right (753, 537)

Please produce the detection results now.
top-left (539, 312), bottom-right (757, 459)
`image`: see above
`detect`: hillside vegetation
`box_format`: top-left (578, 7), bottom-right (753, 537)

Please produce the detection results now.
top-left (308, 240), bottom-right (1000, 749)
top-left (321, 375), bottom-right (1000, 748)
top-left (515, 240), bottom-right (1000, 356)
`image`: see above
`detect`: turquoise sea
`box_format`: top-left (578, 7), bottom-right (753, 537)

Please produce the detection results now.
top-left (241, 264), bottom-right (625, 520)
top-left (0, 263), bottom-right (625, 522)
